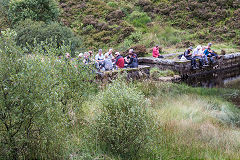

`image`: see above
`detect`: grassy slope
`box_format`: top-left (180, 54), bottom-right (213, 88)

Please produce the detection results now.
top-left (59, 0), bottom-right (240, 53)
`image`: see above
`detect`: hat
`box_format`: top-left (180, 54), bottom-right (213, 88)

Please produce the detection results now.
top-left (188, 46), bottom-right (193, 50)
top-left (208, 43), bottom-right (212, 46)
top-left (99, 49), bottom-right (102, 53)
top-left (197, 45), bottom-right (201, 50)
top-left (115, 52), bottom-right (120, 55)
top-left (129, 49), bottom-right (134, 53)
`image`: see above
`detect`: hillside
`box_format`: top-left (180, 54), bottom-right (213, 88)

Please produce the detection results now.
top-left (0, 0), bottom-right (239, 52)
top-left (59, 0), bottom-right (240, 51)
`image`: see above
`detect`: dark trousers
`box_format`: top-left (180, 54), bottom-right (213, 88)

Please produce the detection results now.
top-left (193, 56), bottom-right (204, 66)
top-left (186, 57), bottom-right (196, 67)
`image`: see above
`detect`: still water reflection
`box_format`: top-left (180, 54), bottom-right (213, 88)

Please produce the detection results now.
top-left (182, 67), bottom-right (240, 106)
top-left (182, 67), bottom-right (240, 89)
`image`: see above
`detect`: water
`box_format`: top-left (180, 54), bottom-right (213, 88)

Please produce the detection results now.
top-left (182, 67), bottom-right (240, 106)
top-left (182, 67), bottom-right (240, 88)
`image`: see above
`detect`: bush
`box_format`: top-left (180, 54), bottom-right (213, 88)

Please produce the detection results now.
top-left (127, 11), bottom-right (151, 28)
top-left (128, 31), bottom-right (143, 43)
top-left (93, 80), bottom-right (152, 158)
top-left (14, 19), bottom-right (82, 54)
top-left (107, 1), bottom-right (118, 8)
top-left (0, 30), bottom-right (97, 159)
top-left (8, 0), bottom-right (60, 24)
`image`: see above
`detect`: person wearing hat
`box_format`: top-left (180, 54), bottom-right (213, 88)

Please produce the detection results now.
top-left (204, 43), bottom-right (221, 60)
top-left (152, 45), bottom-right (164, 58)
top-left (184, 46), bottom-right (198, 69)
top-left (115, 52), bottom-right (125, 68)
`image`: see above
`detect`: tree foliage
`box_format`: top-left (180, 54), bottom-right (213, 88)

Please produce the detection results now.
top-left (14, 19), bottom-right (82, 54)
top-left (0, 29), bottom-right (96, 159)
top-left (8, 0), bottom-right (60, 24)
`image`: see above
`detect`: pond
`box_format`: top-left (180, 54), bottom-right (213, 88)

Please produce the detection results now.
top-left (182, 66), bottom-right (240, 106)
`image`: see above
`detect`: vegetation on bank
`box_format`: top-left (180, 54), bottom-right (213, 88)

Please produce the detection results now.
top-left (1, 30), bottom-right (240, 159)
top-left (1, 0), bottom-right (240, 159)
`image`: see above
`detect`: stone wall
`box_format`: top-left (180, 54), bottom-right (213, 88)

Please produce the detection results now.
top-left (139, 52), bottom-right (240, 76)
top-left (96, 65), bottom-right (150, 83)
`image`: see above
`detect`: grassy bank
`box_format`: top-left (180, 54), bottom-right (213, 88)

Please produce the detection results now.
top-left (68, 80), bottom-right (240, 159)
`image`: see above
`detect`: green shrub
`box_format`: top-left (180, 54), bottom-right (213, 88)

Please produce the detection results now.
top-left (14, 19), bottom-right (82, 54)
top-left (128, 31), bottom-right (142, 43)
top-left (0, 30), bottom-right (97, 159)
top-left (93, 80), bottom-right (152, 158)
top-left (157, 26), bottom-right (185, 46)
top-left (8, 0), bottom-right (60, 24)
top-left (107, 1), bottom-right (118, 8)
top-left (127, 11), bottom-right (151, 28)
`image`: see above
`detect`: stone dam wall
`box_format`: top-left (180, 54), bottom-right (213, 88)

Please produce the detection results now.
top-left (97, 65), bottom-right (150, 82)
top-left (139, 52), bottom-right (240, 76)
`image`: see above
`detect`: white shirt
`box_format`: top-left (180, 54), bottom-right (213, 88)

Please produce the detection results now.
top-left (95, 54), bottom-right (104, 61)
top-left (192, 48), bottom-right (202, 57)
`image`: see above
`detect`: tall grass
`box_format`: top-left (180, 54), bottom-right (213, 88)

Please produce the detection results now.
top-left (69, 80), bottom-right (240, 159)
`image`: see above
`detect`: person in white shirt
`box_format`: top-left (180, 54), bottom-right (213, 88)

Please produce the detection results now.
top-left (104, 48), bottom-right (114, 61)
top-left (193, 45), bottom-right (208, 67)
top-left (95, 49), bottom-right (104, 70)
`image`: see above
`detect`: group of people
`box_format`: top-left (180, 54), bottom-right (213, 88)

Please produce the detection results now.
top-left (94, 48), bottom-right (138, 71)
top-left (152, 43), bottom-right (222, 70)
top-left (65, 48), bottom-right (139, 71)
top-left (183, 43), bottom-right (221, 69)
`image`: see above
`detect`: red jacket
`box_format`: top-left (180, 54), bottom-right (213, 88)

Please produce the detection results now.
top-left (152, 47), bottom-right (159, 58)
top-left (116, 56), bottom-right (124, 68)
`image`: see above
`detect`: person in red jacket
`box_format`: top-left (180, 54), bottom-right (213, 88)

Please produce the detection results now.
top-left (152, 45), bottom-right (163, 58)
top-left (115, 52), bottom-right (124, 68)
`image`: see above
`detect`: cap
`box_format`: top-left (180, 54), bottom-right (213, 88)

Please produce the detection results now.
top-left (115, 52), bottom-right (120, 55)
top-left (208, 43), bottom-right (212, 46)
top-left (188, 46), bottom-right (193, 50)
